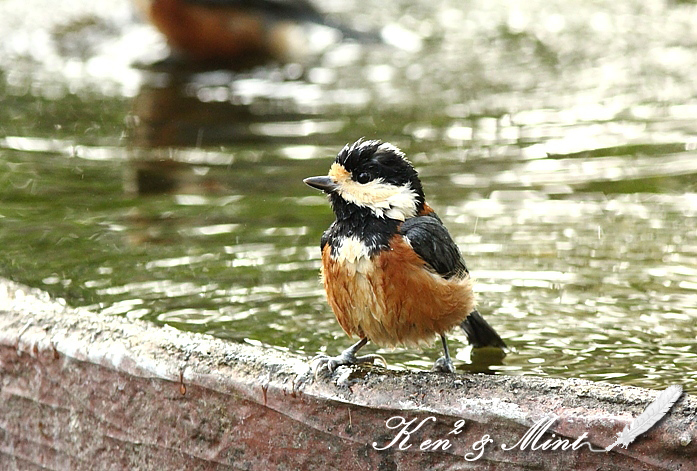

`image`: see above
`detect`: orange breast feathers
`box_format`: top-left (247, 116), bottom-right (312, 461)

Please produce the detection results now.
top-left (321, 235), bottom-right (475, 347)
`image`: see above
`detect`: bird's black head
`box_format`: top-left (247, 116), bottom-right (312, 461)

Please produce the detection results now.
top-left (304, 139), bottom-right (425, 221)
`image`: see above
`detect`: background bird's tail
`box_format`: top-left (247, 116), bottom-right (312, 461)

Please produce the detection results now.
top-left (320, 19), bottom-right (383, 44)
top-left (461, 309), bottom-right (507, 349)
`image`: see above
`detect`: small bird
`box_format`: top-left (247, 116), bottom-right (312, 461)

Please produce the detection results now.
top-left (133, 0), bottom-right (380, 64)
top-left (304, 139), bottom-right (506, 374)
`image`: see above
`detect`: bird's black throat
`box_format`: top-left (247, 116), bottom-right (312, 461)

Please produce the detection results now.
top-left (321, 196), bottom-right (401, 257)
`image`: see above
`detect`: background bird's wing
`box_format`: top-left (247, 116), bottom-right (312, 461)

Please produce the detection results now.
top-left (176, 0), bottom-right (323, 22)
top-left (175, 0), bottom-right (381, 41)
top-left (399, 213), bottom-right (467, 279)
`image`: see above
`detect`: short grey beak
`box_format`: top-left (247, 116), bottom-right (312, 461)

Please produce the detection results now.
top-left (303, 176), bottom-right (338, 193)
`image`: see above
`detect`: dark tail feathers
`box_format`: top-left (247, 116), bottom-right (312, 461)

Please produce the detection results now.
top-left (460, 309), bottom-right (506, 349)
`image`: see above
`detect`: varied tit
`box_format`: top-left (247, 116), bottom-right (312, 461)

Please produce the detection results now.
top-left (304, 139), bottom-right (506, 374)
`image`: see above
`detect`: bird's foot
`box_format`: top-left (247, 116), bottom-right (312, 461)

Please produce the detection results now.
top-left (432, 356), bottom-right (456, 373)
top-left (312, 350), bottom-right (387, 378)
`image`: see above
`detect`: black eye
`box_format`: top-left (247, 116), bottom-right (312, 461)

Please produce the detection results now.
top-left (356, 172), bottom-right (370, 184)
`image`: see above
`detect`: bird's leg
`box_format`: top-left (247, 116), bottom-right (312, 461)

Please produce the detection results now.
top-left (313, 338), bottom-right (387, 376)
top-left (432, 334), bottom-right (456, 373)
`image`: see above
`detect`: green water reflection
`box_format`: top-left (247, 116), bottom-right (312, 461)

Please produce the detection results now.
top-left (1, 0), bottom-right (696, 393)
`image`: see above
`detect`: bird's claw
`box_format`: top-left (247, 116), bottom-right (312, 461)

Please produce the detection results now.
top-left (311, 352), bottom-right (387, 379)
top-left (432, 356), bottom-right (456, 373)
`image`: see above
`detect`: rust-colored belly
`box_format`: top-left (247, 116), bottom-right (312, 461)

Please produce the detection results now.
top-left (321, 235), bottom-right (474, 347)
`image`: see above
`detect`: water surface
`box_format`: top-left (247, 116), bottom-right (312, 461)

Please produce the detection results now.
top-left (1, 0), bottom-right (696, 393)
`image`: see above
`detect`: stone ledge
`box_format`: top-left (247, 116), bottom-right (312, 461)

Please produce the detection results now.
top-left (0, 278), bottom-right (695, 470)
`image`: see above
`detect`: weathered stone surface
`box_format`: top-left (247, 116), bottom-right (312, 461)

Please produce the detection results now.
top-left (0, 278), bottom-right (695, 470)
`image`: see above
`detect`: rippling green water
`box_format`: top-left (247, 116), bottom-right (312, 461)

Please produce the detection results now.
top-left (1, 0), bottom-right (696, 392)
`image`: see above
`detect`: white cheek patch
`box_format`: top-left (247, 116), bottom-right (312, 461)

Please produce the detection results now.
top-left (338, 179), bottom-right (418, 221)
top-left (382, 185), bottom-right (420, 220)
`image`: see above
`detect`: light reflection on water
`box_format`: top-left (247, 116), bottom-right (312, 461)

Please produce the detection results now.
top-left (0, 0), bottom-right (697, 393)
top-left (4, 143), bottom-right (696, 391)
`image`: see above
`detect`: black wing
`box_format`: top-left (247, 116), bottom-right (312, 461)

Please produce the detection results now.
top-left (400, 213), bottom-right (507, 349)
top-left (399, 213), bottom-right (467, 279)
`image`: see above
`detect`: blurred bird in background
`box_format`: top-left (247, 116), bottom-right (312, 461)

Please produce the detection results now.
top-left (132, 0), bottom-right (382, 64)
